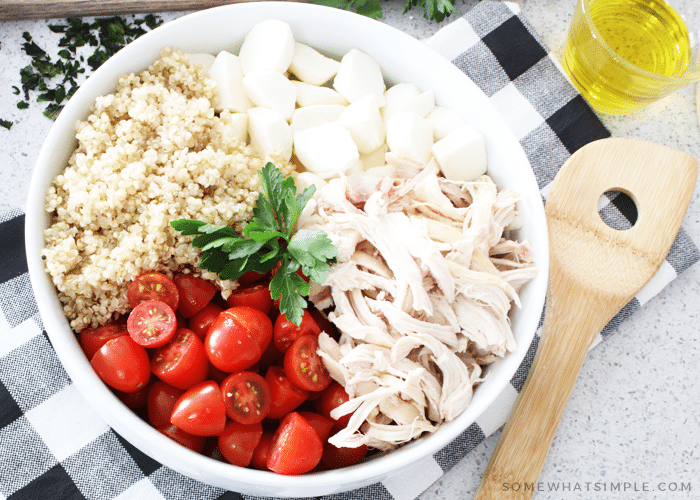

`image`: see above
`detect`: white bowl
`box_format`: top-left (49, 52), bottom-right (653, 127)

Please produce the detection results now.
top-left (25, 2), bottom-right (548, 497)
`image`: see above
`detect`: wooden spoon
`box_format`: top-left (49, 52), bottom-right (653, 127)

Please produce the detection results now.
top-left (473, 137), bottom-right (697, 500)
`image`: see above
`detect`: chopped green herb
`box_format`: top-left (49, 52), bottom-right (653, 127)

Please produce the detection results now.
top-left (14, 14), bottom-right (162, 120)
top-left (17, 101), bottom-right (29, 109)
top-left (171, 163), bottom-right (338, 326)
top-left (0, 119), bottom-right (12, 130)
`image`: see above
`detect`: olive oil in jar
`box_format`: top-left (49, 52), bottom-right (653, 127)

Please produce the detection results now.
top-left (592, 0), bottom-right (690, 75)
top-left (562, 0), bottom-right (693, 114)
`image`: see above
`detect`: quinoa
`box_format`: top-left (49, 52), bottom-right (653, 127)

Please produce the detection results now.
top-left (43, 48), bottom-right (293, 332)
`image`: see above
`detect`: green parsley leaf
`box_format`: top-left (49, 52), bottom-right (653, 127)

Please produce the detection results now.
top-left (355, 0), bottom-right (384, 19)
top-left (287, 229), bottom-right (338, 285)
top-left (171, 163), bottom-right (338, 325)
top-left (170, 219), bottom-right (210, 235)
top-left (270, 259), bottom-right (311, 326)
top-left (404, 0), bottom-right (456, 22)
top-left (312, 0), bottom-right (383, 19)
top-left (0, 119), bottom-right (12, 130)
top-left (313, 0), bottom-right (454, 21)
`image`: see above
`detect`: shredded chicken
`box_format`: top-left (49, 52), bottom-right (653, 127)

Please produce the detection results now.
top-left (301, 160), bottom-right (537, 450)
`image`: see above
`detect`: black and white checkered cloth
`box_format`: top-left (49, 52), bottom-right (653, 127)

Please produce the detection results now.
top-left (1, 2), bottom-right (698, 499)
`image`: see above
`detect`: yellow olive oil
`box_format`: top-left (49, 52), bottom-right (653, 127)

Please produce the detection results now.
top-left (562, 0), bottom-right (692, 114)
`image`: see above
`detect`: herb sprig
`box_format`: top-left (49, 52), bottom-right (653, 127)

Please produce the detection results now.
top-left (311, 0), bottom-right (457, 22)
top-left (171, 163), bottom-right (338, 326)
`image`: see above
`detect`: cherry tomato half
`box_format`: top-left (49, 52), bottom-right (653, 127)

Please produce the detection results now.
top-left (221, 371), bottom-right (271, 425)
top-left (265, 366), bottom-right (309, 420)
top-left (170, 380), bottom-right (227, 436)
top-left (151, 328), bottom-right (210, 390)
top-left (308, 307), bottom-right (338, 339)
top-left (79, 321), bottom-right (127, 360)
top-left (297, 411), bottom-right (334, 442)
top-left (127, 271), bottom-right (179, 311)
top-left (113, 379), bottom-right (151, 409)
top-left (174, 274), bottom-right (217, 318)
top-left (218, 420), bottom-right (263, 467)
top-left (318, 382), bottom-right (352, 432)
top-left (202, 438), bottom-right (227, 463)
top-left (256, 337), bottom-right (285, 375)
top-left (226, 282), bottom-right (273, 314)
top-left (205, 307), bottom-right (272, 373)
top-left (188, 302), bottom-right (223, 341)
top-left (91, 335), bottom-right (151, 393)
top-left (157, 423), bottom-right (206, 453)
top-left (273, 310), bottom-right (321, 353)
top-left (267, 412), bottom-right (323, 475)
top-left (322, 441), bottom-right (368, 469)
top-left (147, 380), bottom-right (185, 428)
top-left (284, 334), bottom-right (332, 392)
top-left (127, 299), bottom-right (177, 348)
top-left (250, 431), bottom-right (275, 471)
top-left (238, 270), bottom-right (267, 286)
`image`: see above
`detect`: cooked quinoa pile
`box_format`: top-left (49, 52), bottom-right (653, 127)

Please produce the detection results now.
top-left (43, 48), bottom-right (292, 332)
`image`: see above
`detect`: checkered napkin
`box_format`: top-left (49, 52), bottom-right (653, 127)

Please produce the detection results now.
top-left (1, 2), bottom-right (699, 500)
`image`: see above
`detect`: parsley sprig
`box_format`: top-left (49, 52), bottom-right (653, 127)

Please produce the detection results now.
top-left (311, 0), bottom-right (456, 22)
top-left (171, 163), bottom-right (338, 326)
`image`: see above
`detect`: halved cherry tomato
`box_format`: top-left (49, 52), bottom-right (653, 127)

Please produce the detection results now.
top-left (297, 411), bottom-right (334, 442)
top-left (188, 302), bottom-right (223, 340)
top-left (147, 380), bottom-right (185, 428)
top-left (91, 335), bottom-right (151, 393)
top-left (226, 282), bottom-right (273, 314)
top-left (284, 334), bottom-right (332, 392)
top-left (157, 423), bottom-right (206, 453)
top-left (267, 412), bottom-right (323, 475)
top-left (238, 270), bottom-right (267, 286)
top-left (306, 389), bottom-right (324, 402)
top-left (170, 380), bottom-right (227, 436)
top-left (256, 337), bottom-right (285, 375)
top-left (127, 299), bottom-right (177, 348)
top-left (127, 271), bottom-right (179, 311)
top-left (322, 440), bottom-right (368, 469)
top-left (309, 307), bottom-right (338, 339)
top-left (218, 420), bottom-right (263, 467)
top-left (318, 382), bottom-right (352, 432)
top-left (79, 321), bottom-right (127, 360)
top-left (221, 371), bottom-right (271, 425)
top-left (204, 307), bottom-right (272, 372)
top-left (174, 274), bottom-right (217, 318)
top-left (113, 379), bottom-right (152, 409)
top-left (265, 366), bottom-right (309, 420)
top-left (207, 364), bottom-right (229, 385)
top-left (250, 431), bottom-right (275, 470)
top-left (202, 438), bottom-right (227, 463)
top-left (151, 328), bottom-right (210, 390)
top-left (273, 310), bottom-right (321, 353)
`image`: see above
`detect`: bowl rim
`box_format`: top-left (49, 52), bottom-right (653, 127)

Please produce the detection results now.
top-left (25, 2), bottom-right (549, 496)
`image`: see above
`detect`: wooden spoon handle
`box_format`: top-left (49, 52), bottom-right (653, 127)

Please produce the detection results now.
top-left (474, 137), bottom-right (697, 500)
top-left (473, 280), bottom-right (618, 500)
top-left (0, 0), bottom-right (301, 21)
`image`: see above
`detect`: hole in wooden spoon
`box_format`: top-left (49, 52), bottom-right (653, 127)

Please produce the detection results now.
top-left (598, 190), bottom-right (638, 230)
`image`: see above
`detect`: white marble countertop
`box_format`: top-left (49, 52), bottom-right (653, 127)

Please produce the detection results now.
top-left (1, 1), bottom-right (698, 499)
